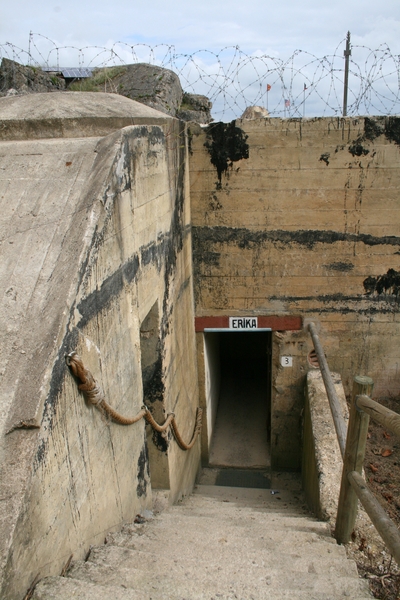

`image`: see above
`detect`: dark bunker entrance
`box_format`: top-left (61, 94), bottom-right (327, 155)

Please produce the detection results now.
top-left (204, 330), bottom-right (272, 481)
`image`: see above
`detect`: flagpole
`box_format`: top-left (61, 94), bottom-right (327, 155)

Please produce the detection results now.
top-left (284, 98), bottom-right (290, 118)
top-left (266, 84), bottom-right (271, 112)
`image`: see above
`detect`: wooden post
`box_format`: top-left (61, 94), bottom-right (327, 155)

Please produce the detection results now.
top-left (335, 375), bottom-right (374, 544)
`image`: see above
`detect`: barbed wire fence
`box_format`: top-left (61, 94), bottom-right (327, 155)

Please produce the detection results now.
top-left (1, 32), bottom-right (399, 121)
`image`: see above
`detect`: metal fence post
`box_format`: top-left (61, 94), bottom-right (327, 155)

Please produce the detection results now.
top-left (335, 375), bottom-right (374, 544)
top-left (343, 31), bottom-right (351, 117)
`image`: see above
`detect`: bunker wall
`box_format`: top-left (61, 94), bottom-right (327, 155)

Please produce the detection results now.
top-left (0, 121), bottom-right (200, 600)
top-left (189, 116), bottom-right (400, 470)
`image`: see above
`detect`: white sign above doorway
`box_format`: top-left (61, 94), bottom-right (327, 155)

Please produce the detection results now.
top-left (229, 317), bottom-right (258, 330)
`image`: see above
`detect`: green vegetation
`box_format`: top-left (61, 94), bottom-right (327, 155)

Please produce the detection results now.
top-left (179, 94), bottom-right (195, 111)
top-left (68, 65), bottom-right (126, 91)
top-left (179, 102), bottom-right (193, 111)
top-left (68, 79), bottom-right (97, 91)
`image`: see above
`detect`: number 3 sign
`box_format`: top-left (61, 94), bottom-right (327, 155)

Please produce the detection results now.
top-left (280, 356), bottom-right (293, 367)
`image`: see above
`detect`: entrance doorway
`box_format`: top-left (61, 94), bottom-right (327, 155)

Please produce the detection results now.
top-left (204, 331), bottom-right (272, 470)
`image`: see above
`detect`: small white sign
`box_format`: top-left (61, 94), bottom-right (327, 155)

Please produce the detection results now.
top-left (229, 317), bottom-right (258, 330)
top-left (280, 356), bottom-right (293, 367)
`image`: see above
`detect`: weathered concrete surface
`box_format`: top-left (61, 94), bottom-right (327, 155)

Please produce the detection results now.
top-left (302, 370), bottom-right (349, 521)
top-left (0, 91), bottom-right (173, 140)
top-left (189, 116), bottom-right (400, 470)
top-left (0, 93), bottom-right (200, 600)
top-left (1, 135), bottom-right (108, 600)
top-left (31, 479), bottom-right (372, 599)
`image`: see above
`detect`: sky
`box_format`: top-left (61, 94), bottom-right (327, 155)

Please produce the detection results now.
top-left (1, 0), bottom-right (400, 120)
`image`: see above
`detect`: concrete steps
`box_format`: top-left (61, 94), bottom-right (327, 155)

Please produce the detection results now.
top-left (32, 478), bottom-right (372, 600)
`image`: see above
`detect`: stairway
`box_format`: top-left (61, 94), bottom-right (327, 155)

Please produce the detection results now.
top-left (32, 473), bottom-right (372, 599)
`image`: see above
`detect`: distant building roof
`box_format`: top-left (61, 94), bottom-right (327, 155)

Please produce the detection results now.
top-left (42, 67), bottom-right (93, 78)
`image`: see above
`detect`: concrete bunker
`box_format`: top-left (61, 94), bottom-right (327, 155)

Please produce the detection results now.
top-left (202, 330), bottom-right (272, 470)
top-left (2, 93), bottom-right (400, 598)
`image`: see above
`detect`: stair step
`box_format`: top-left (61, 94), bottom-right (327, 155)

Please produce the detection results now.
top-left (85, 543), bottom-right (358, 576)
top-left (157, 509), bottom-right (332, 532)
top-left (31, 481), bottom-right (372, 600)
top-left (122, 500), bottom-right (335, 547)
top-left (32, 574), bottom-right (371, 600)
top-left (198, 467), bottom-right (272, 488)
top-left (65, 544), bottom-right (368, 596)
top-left (32, 576), bottom-right (143, 600)
top-left (106, 521), bottom-right (343, 558)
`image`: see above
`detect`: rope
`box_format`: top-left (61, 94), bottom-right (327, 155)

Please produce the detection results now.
top-left (65, 352), bottom-right (202, 450)
top-left (143, 410), bottom-right (175, 433)
top-left (170, 407), bottom-right (203, 450)
top-left (65, 352), bottom-right (146, 424)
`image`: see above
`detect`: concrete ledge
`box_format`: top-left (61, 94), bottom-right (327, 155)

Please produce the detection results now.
top-left (0, 92), bottom-right (174, 140)
top-left (302, 370), bottom-right (349, 522)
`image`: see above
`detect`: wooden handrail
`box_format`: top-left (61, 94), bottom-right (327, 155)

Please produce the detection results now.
top-left (308, 322), bottom-right (347, 457)
top-left (306, 324), bottom-right (400, 558)
top-left (347, 471), bottom-right (400, 565)
top-left (335, 377), bottom-right (400, 564)
top-left (356, 394), bottom-right (400, 437)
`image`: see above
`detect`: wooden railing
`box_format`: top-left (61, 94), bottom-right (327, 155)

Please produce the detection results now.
top-left (308, 322), bottom-right (400, 563)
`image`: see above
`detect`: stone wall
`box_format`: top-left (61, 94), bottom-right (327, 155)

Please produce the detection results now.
top-left (0, 95), bottom-right (200, 600)
top-left (189, 116), bottom-right (400, 470)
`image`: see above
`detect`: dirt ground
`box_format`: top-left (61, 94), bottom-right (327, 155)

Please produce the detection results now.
top-left (345, 396), bottom-right (400, 600)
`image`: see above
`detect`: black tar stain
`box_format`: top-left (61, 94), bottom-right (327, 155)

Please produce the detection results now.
top-left (204, 121), bottom-right (249, 184)
top-left (192, 226), bottom-right (400, 260)
top-left (35, 327), bottom-right (79, 467)
top-left (77, 256), bottom-right (139, 328)
top-left (364, 268), bottom-right (400, 297)
top-left (136, 441), bottom-right (150, 497)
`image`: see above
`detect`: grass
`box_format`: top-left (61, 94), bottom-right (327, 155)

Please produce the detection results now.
top-left (68, 66), bottom-right (126, 91)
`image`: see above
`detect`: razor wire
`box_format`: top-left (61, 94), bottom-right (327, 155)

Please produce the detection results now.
top-left (1, 32), bottom-right (399, 121)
